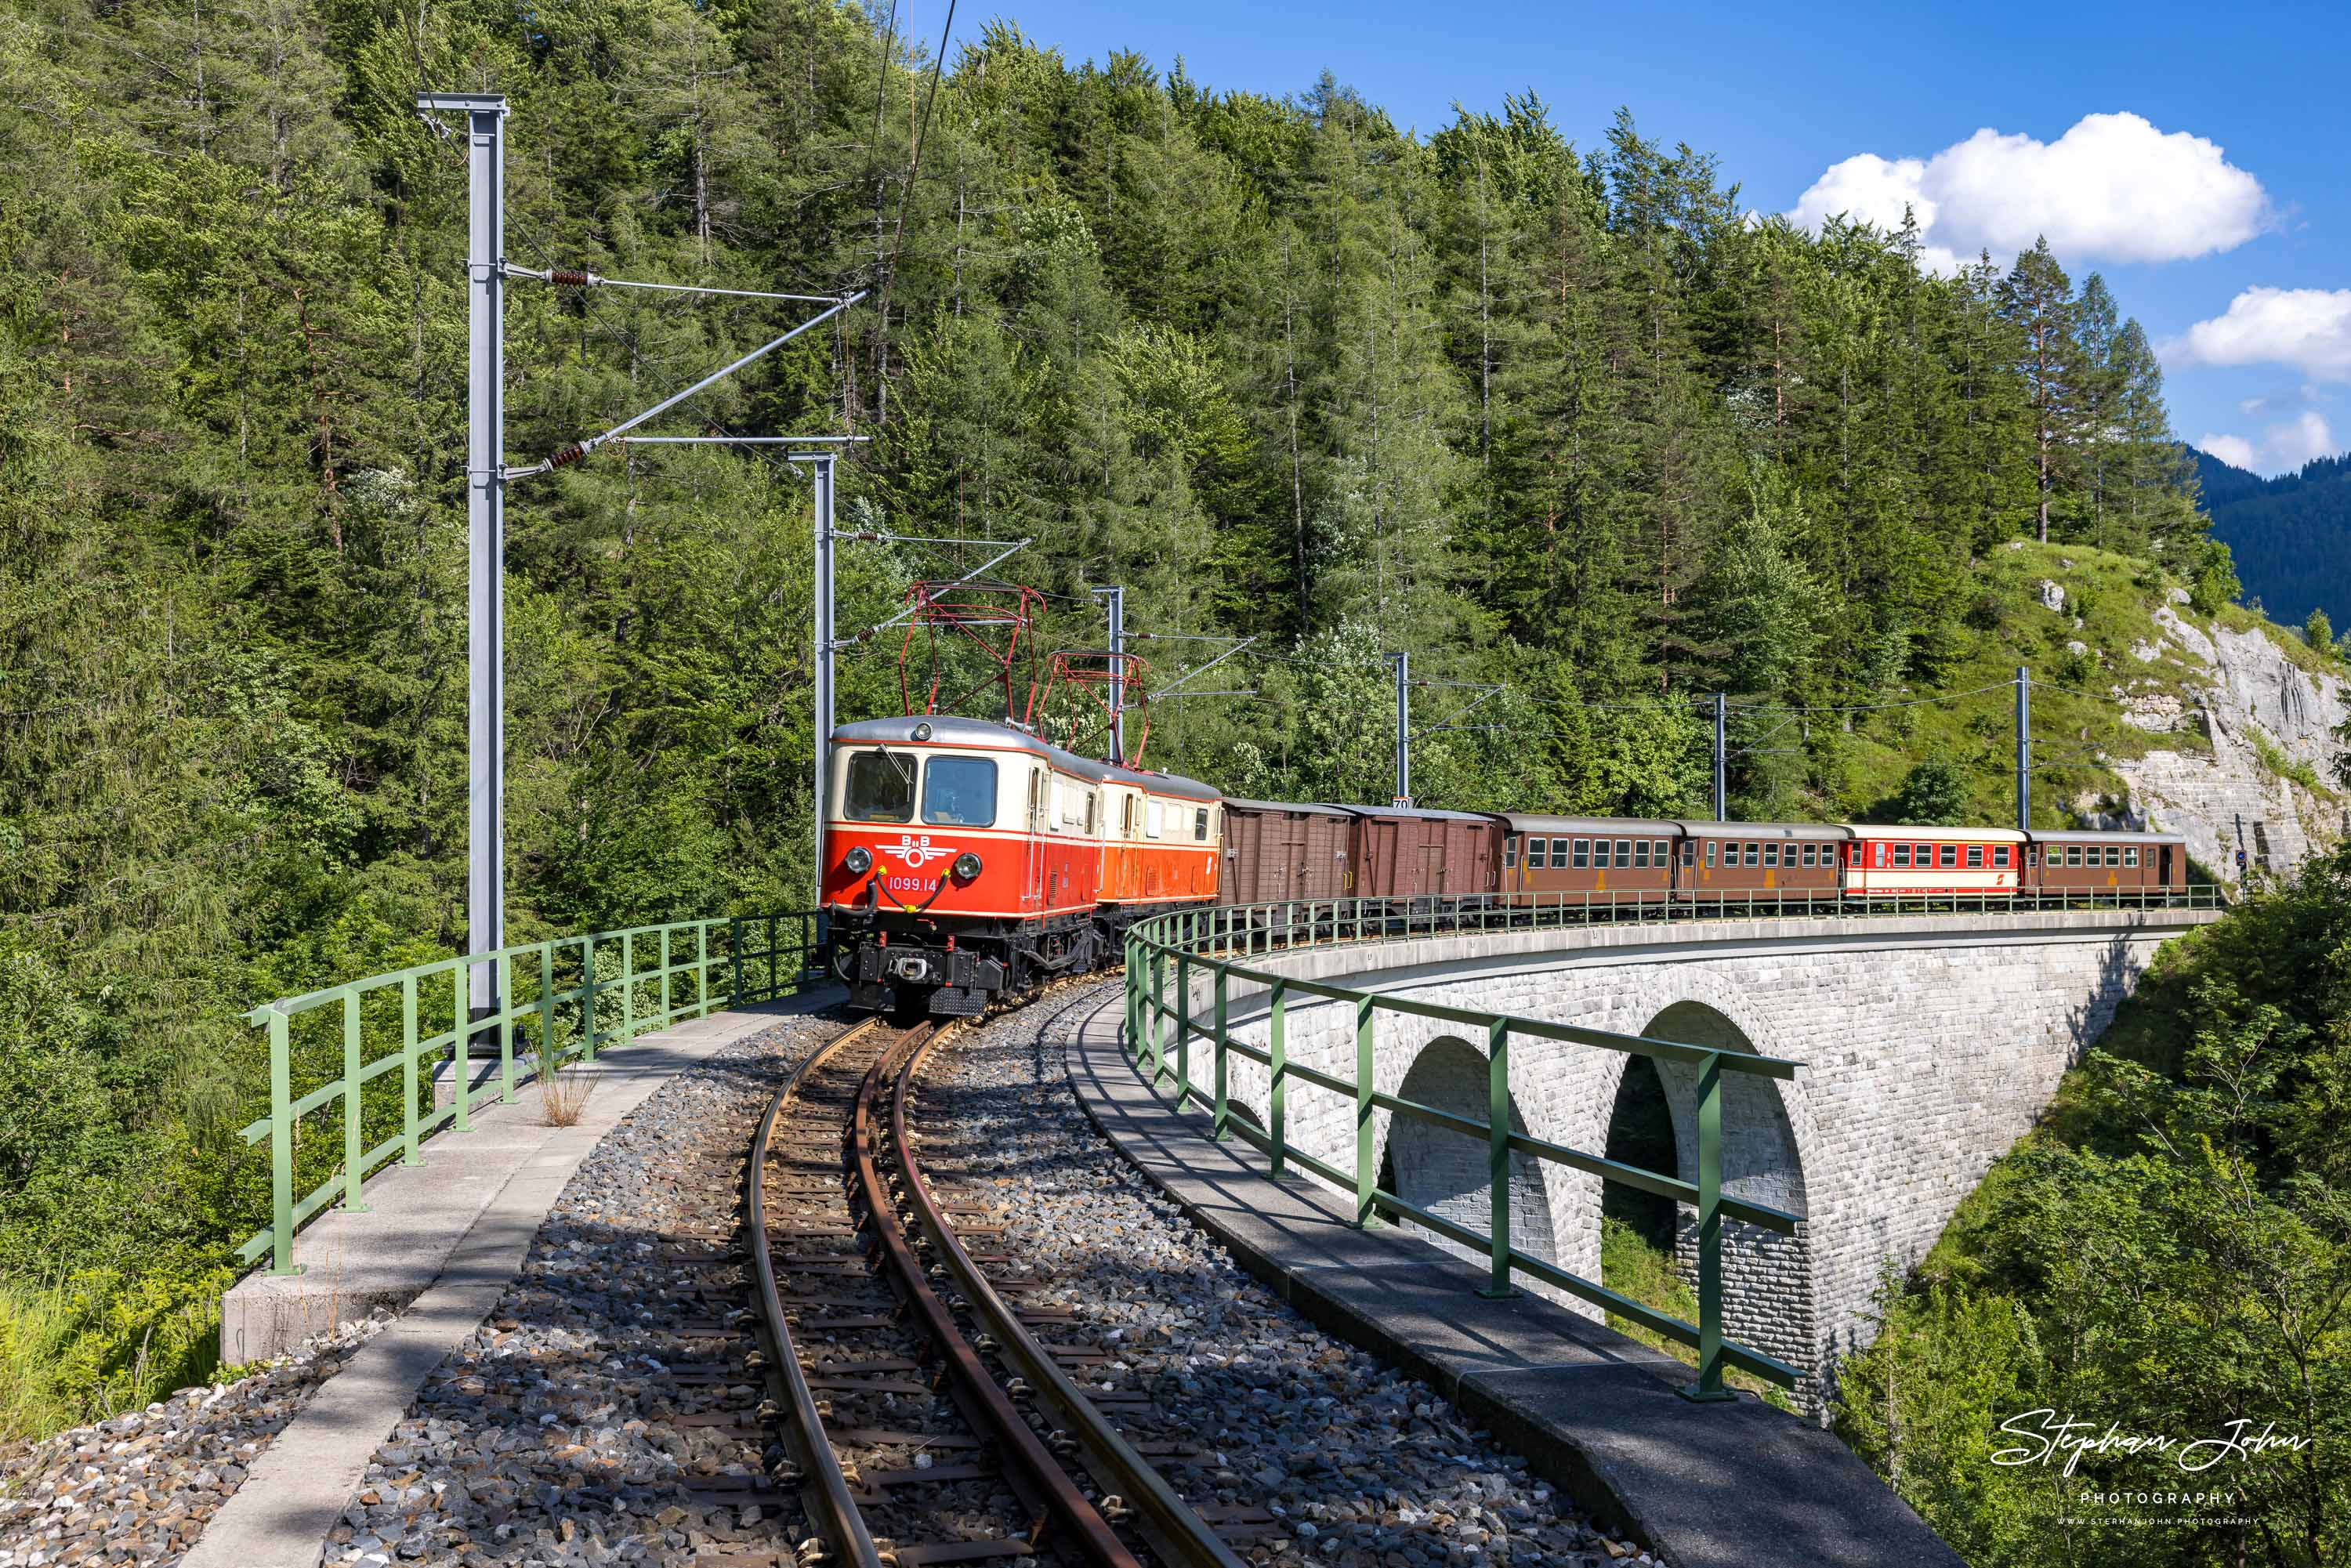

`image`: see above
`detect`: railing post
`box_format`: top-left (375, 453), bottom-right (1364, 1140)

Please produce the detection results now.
top-left (1481, 1017), bottom-right (1513, 1298)
top-left (1176, 950), bottom-right (1192, 1106)
top-left (498, 950), bottom-right (516, 1103)
top-left (659, 926), bottom-right (673, 1025)
top-left (538, 942), bottom-right (558, 1074)
top-left (1212, 968), bottom-right (1230, 1139)
top-left (766, 913), bottom-right (779, 998)
top-left (451, 965), bottom-right (471, 1132)
top-left (266, 1009), bottom-right (302, 1275)
top-left (622, 931), bottom-right (636, 1044)
top-left (697, 921), bottom-right (710, 1016)
top-left (1680, 1050), bottom-right (1731, 1402)
top-left (1353, 995), bottom-right (1382, 1228)
top-left (580, 936), bottom-right (599, 1063)
top-left (1125, 936), bottom-right (1139, 1056)
top-left (400, 976), bottom-right (423, 1166)
top-left (341, 991), bottom-right (369, 1212)
top-left (1151, 944), bottom-right (1168, 1084)
top-left (730, 914), bottom-right (744, 1005)
top-left (1269, 979), bottom-right (1288, 1179)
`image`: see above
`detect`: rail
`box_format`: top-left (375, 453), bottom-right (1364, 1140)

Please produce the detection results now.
top-left (237, 911), bottom-right (819, 1276)
top-left (1121, 887), bottom-right (2215, 1400)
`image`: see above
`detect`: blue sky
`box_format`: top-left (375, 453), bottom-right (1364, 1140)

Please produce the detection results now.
top-left (929, 0), bottom-right (2348, 475)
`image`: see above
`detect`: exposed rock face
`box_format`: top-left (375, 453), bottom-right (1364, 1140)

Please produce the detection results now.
top-left (2111, 614), bottom-right (2348, 885)
top-left (2038, 578), bottom-right (2067, 613)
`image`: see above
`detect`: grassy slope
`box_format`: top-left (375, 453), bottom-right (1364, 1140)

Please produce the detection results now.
top-left (1808, 541), bottom-right (2342, 830)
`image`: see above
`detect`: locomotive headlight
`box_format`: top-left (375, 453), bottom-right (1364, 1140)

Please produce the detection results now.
top-left (951, 851), bottom-right (983, 882)
top-left (843, 845), bottom-right (873, 875)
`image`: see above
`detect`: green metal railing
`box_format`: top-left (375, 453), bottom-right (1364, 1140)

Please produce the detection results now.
top-left (237, 911), bottom-right (818, 1276)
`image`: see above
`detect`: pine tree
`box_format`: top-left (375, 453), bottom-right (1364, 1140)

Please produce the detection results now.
top-left (1995, 238), bottom-right (2081, 544)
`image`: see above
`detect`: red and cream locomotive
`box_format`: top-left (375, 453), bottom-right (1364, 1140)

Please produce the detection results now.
top-left (821, 716), bottom-right (1219, 1015)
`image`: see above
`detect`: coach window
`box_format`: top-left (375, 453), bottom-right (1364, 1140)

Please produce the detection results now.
top-left (1632, 839), bottom-right (1650, 869)
top-left (1893, 844), bottom-right (1912, 867)
top-left (1552, 838), bottom-right (1572, 869)
top-left (1616, 839), bottom-right (1633, 868)
top-left (1742, 842), bottom-right (1759, 868)
top-left (2066, 845), bottom-right (2082, 867)
top-left (1504, 838), bottom-right (1519, 871)
top-left (1967, 845), bottom-right (1984, 868)
top-left (923, 756), bottom-right (998, 827)
top-left (1194, 808), bottom-right (1209, 842)
top-left (843, 749), bottom-right (916, 823)
top-left (1936, 844), bottom-right (1955, 868)
top-left (1682, 840), bottom-right (1695, 866)
top-left (1994, 846), bottom-right (2010, 868)
top-left (1528, 836), bottom-right (1549, 870)
top-left (1704, 840), bottom-right (1717, 868)
top-left (1653, 838), bottom-right (1670, 866)
top-left (2125, 846), bottom-right (2139, 867)
top-left (1762, 843), bottom-right (1778, 868)
top-left (2106, 845), bottom-right (2121, 867)
top-left (1799, 843), bottom-right (1814, 868)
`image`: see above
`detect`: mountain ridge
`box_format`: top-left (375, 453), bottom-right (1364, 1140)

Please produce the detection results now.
top-left (2193, 445), bottom-right (2351, 631)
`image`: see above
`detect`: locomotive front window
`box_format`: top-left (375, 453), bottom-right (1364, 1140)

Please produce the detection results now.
top-left (1893, 844), bottom-right (1912, 868)
top-left (922, 756), bottom-right (998, 826)
top-left (1195, 808), bottom-right (1210, 842)
top-left (843, 749), bottom-right (916, 823)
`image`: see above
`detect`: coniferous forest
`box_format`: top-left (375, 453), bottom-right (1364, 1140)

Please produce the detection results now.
top-left (5, 0), bottom-right (2345, 1560)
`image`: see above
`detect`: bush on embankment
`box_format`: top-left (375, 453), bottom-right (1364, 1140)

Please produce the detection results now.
top-left (1832, 847), bottom-right (2351, 1566)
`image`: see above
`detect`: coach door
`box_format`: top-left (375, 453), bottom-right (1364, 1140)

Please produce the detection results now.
top-left (2159, 844), bottom-right (2174, 888)
top-left (1025, 767), bottom-right (1046, 911)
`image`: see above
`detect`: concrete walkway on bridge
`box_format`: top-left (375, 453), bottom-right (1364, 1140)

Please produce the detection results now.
top-left (191, 990), bottom-right (839, 1568)
top-left (1060, 988), bottom-right (1965, 1568)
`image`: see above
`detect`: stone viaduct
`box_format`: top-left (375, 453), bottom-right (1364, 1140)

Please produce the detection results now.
top-left (1157, 907), bottom-right (2219, 1409)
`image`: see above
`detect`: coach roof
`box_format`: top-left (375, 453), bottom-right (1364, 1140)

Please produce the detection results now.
top-left (1503, 813), bottom-right (1681, 835)
top-left (1674, 820), bottom-right (1853, 841)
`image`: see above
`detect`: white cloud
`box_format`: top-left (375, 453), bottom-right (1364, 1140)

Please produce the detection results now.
top-left (1789, 111), bottom-right (2270, 266)
top-left (2197, 411), bottom-right (2335, 476)
top-left (2198, 433), bottom-right (2260, 470)
top-left (2172, 288), bottom-right (2351, 378)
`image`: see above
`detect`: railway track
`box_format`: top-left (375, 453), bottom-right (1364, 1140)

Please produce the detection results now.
top-left (743, 1016), bottom-right (1246, 1568)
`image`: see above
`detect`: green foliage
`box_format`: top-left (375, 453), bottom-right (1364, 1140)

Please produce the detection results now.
top-left (1836, 849), bottom-right (2351, 1563)
top-left (1888, 758), bottom-right (1969, 826)
top-left (2305, 607), bottom-right (2334, 658)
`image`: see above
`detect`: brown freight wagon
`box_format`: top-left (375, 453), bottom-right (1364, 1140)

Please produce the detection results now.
top-left (2026, 830), bottom-right (2186, 893)
top-left (1335, 806), bottom-right (1499, 903)
top-left (1498, 815), bottom-right (1681, 904)
top-left (1219, 798), bottom-right (1354, 905)
top-left (1675, 820), bottom-right (1850, 899)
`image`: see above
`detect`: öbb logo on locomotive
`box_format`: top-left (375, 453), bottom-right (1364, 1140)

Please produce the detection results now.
top-left (820, 712), bottom-right (2192, 1018)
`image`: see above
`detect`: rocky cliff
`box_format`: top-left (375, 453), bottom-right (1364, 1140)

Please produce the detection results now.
top-left (2105, 598), bottom-right (2347, 885)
